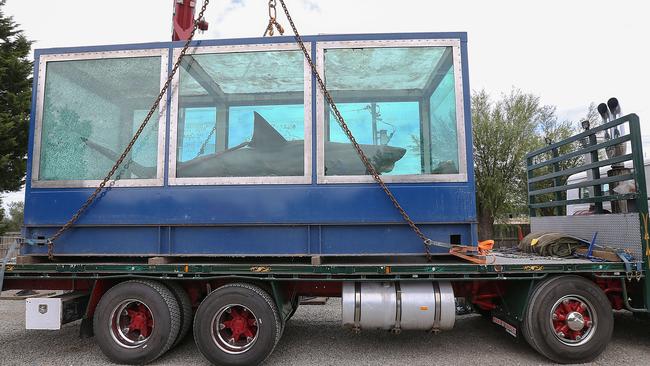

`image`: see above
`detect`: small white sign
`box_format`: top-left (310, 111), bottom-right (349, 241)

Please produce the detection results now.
top-left (26, 298), bottom-right (62, 330)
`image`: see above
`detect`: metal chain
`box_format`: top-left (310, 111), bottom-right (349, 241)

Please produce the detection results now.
top-left (46, 0), bottom-right (211, 259)
top-left (263, 0), bottom-right (285, 36)
top-left (276, 0), bottom-right (448, 260)
top-left (195, 125), bottom-right (217, 158)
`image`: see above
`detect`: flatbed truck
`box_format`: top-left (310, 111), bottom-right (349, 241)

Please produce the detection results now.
top-left (1, 31), bottom-right (648, 366)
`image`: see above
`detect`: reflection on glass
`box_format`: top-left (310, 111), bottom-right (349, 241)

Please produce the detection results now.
top-left (178, 107), bottom-right (217, 161)
top-left (176, 51), bottom-right (304, 178)
top-left (324, 46), bottom-right (459, 176)
top-left (39, 56), bottom-right (161, 180)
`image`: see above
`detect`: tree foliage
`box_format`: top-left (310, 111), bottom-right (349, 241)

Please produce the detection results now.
top-left (0, 200), bottom-right (22, 235)
top-left (472, 89), bottom-right (579, 239)
top-left (0, 0), bottom-right (32, 192)
top-left (529, 105), bottom-right (583, 216)
top-left (0, 198), bottom-right (6, 235)
top-left (3, 200), bottom-right (23, 232)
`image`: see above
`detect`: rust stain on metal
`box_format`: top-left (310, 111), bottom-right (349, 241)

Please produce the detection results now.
top-left (523, 265), bottom-right (544, 271)
top-left (250, 266), bottom-right (271, 273)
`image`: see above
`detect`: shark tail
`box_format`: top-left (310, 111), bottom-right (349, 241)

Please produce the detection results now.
top-left (81, 137), bottom-right (156, 178)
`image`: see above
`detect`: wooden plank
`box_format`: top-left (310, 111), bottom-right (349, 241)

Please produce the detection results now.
top-left (148, 256), bottom-right (173, 265)
top-left (15, 256), bottom-right (47, 265)
top-left (574, 248), bottom-right (621, 262)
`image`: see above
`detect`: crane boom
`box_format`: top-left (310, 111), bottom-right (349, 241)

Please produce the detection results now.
top-left (172, 0), bottom-right (208, 41)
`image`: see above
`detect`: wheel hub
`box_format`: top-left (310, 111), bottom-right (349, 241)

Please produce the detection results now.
top-left (110, 300), bottom-right (155, 348)
top-left (566, 311), bottom-right (585, 331)
top-left (126, 303), bottom-right (154, 338)
top-left (550, 296), bottom-right (595, 346)
top-left (212, 304), bottom-right (259, 354)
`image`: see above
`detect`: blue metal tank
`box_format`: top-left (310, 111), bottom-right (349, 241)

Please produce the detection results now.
top-left (23, 32), bottom-right (477, 257)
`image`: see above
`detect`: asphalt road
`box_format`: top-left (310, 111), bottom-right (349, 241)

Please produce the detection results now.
top-left (1, 297), bottom-right (649, 365)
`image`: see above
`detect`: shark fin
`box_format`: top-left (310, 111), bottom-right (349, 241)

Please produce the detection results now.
top-left (249, 112), bottom-right (287, 149)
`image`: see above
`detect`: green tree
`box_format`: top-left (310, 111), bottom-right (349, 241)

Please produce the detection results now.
top-left (0, 0), bottom-right (32, 192)
top-left (530, 105), bottom-right (581, 216)
top-left (0, 198), bottom-right (5, 235)
top-left (472, 89), bottom-right (578, 239)
top-left (3, 200), bottom-right (23, 232)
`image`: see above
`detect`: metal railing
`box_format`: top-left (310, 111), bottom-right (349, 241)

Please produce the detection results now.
top-left (526, 113), bottom-right (650, 310)
top-left (0, 234), bottom-right (20, 259)
top-left (526, 114), bottom-right (648, 218)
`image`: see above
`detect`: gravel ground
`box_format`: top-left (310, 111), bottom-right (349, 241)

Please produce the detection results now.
top-left (1, 297), bottom-right (649, 365)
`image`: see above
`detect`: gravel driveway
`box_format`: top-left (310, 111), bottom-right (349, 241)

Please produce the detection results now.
top-left (0, 297), bottom-right (648, 365)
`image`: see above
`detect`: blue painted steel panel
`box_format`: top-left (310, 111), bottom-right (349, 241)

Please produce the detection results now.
top-left (25, 32), bottom-right (477, 257)
top-left (170, 226), bottom-right (310, 255)
top-left (22, 227), bottom-right (161, 255)
top-left (320, 224), bottom-right (471, 255)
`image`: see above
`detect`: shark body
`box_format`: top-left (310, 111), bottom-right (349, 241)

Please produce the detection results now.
top-left (83, 112), bottom-right (406, 178)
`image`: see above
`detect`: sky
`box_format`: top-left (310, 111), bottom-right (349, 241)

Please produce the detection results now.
top-left (2, 0), bottom-right (650, 210)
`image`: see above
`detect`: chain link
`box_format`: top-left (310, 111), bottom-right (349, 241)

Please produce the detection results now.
top-left (263, 0), bottom-right (285, 36)
top-left (46, 0), bottom-right (211, 259)
top-left (195, 125), bottom-right (217, 158)
top-left (276, 0), bottom-right (451, 260)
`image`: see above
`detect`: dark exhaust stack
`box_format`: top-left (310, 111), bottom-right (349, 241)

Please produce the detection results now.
top-left (607, 97), bottom-right (621, 120)
top-left (597, 103), bottom-right (610, 124)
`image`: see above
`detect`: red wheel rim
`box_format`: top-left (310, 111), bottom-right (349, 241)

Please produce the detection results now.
top-left (549, 295), bottom-right (596, 346)
top-left (110, 300), bottom-right (155, 348)
top-left (211, 304), bottom-right (259, 354)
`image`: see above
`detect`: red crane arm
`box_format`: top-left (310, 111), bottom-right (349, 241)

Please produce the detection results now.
top-left (172, 0), bottom-right (208, 41)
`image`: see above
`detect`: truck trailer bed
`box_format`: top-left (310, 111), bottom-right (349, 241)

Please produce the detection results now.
top-left (2, 252), bottom-right (638, 285)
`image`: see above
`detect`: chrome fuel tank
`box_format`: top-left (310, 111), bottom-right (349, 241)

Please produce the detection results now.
top-left (342, 281), bottom-right (455, 331)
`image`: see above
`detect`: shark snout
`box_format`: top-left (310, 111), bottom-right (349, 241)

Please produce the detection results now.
top-left (373, 145), bottom-right (407, 173)
top-left (380, 146), bottom-right (407, 161)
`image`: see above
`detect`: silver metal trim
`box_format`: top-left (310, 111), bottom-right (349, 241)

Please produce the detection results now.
top-left (354, 282), bottom-right (361, 329)
top-left (393, 281), bottom-right (402, 332)
top-left (315, 39), bottom-right (468, 184)
top-left (432, 281), bottom-right (442, 332)
top-left (168, 43), bottom-right (313, 185)
top-left (31, 48), bottom-right (169, 188)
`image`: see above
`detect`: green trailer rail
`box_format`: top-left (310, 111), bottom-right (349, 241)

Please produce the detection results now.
top-left (1, 257), bottom-right (635, 281)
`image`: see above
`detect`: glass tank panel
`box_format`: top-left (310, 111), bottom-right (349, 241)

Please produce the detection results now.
top-left (176, 50), bottom-right (305, 178)
top-left (324, 46), bottom-right (459, 176)
top-left (38, 56), bottom-right (162, 181)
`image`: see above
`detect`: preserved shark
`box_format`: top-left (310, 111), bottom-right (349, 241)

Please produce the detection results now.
top-left (83, 112), bottom-right (406, 178)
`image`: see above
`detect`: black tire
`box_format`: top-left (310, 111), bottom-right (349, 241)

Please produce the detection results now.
top-left (166, 281), bottom-right (193, 348)
top-left (522, 275), bottom-right (613, 364)
top-left (193, 283), bottom-right (282, 366)
top-left (93, 279), bottom-right (181, 364)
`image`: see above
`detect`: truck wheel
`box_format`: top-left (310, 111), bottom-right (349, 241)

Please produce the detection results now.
top-left (93, 280), bottom-right (181, 364)
top-left (522, 275), bottom-right (613, 364)
top-left (166, 281), bottom-right (193, 348)
top-left (193, 283), bottom-right (282, 366)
